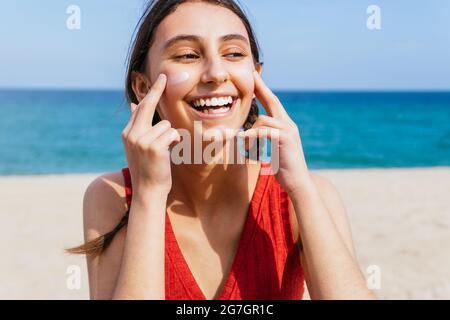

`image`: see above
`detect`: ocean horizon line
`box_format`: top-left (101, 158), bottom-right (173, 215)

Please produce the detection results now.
top-left (1, 87), bottom-right (450, 93)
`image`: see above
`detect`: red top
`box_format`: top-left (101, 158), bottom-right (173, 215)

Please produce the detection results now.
top-left (121, 161), bottom-right (305, 300)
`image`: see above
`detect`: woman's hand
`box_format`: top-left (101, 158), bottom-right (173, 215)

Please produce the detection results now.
top-left (121, 73), bottom-right (181, 196)
top-left (240, 71), bottom-right (310, 195)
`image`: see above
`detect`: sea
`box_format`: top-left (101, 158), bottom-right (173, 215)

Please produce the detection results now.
top-left (0, 89), bottom-right (449, 175)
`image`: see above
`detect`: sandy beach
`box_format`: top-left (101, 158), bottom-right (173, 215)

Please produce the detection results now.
top-left (1, 167), bottom-right (449, 300)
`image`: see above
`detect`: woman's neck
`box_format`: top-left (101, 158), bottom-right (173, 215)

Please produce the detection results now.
top-left (168, 159), bottom-right (261, 219)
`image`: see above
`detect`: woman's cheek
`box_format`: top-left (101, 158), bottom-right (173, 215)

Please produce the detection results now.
top-left (157, 70), bottom-right (193, 120)
top-left (167, 71), bottom-right (191, 86)
top-left (163, 70), bottom-right (193, 96)
top-left (230, 67), bottom-right (256, 118)
top-left (231, 67), bottom-right (255, 96)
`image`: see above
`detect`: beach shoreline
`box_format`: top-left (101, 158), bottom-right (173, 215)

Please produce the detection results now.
top-left (1, 167), bottom-right (449, 299)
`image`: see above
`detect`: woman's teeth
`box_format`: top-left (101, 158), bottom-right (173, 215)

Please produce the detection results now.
top-left (200, 106), bottom-right (231, 114)
top-left (189, 96), bottom-right (234, 114)
top-left (193, 96), bottom-right (233, 107)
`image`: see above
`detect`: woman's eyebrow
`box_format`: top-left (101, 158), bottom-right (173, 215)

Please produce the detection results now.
top-left (163, 33), bottom-right (249, 51)
top-left (220, 33), bottom-right (249, 44)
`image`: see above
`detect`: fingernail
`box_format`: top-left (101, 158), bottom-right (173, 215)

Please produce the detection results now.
top-left (158, 73), bottom-right (167, 82)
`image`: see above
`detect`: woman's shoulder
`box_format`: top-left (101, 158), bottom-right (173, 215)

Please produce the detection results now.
top-left (82, 170), bottom-right (128, 240)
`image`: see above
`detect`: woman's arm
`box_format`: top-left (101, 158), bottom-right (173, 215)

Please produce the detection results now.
top-left (242, 70), bottom-right (375, 299)
top-left (288, 173), bottom-right (377, 300)
top-left (112, 188), bottom-right (167, 300)
top-left (81, 172), bottom-right (167, 300)
top-left (112, 73), bottom-right (178, 299)
top-left (82, 73), bottom-right (178, 299)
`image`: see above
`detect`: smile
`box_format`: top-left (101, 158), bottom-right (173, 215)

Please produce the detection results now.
top-left (187, 97), bottom-right (238, 119)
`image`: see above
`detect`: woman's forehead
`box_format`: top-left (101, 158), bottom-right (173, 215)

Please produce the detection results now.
top-left (154, 2), bottom-right (249, 47)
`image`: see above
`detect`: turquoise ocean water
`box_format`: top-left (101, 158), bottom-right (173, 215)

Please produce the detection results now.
top-left (0, 89), bottom-right (449, 175)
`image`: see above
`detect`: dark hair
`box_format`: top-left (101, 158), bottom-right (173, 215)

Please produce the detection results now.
top-left (66, 0), bottom-right (264, 257)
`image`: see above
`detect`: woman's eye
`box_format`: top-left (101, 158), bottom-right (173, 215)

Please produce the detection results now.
top-left (175, 53), bottom-right (199, 60)
top-left (174, 52), bottom-right (245, 61)
top-left (225, 52), bottom-right (245, 58)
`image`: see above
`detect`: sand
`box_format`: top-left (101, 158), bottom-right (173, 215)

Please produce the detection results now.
top-left (1, 167), bottom-right (449, 299)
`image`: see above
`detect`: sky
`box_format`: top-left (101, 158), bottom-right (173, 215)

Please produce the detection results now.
top-left (1, 0), bottom-right (449, 90)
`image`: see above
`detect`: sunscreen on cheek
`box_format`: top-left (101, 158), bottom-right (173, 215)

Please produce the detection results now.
top-left (232, 68), bottom-right (256, 99)
top-left (167, 71), bottom-right (190, 86)
top-left (233, 68), bottom-right (254, 84)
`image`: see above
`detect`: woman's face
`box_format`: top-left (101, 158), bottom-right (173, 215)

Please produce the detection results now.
top-left (138, 2), bottom-right (260, 137)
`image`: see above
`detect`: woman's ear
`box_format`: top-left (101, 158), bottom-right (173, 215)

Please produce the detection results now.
top-left (255, 63), bottom-right (263, 76)
top-left (131, 71), bottom-right (151, 103)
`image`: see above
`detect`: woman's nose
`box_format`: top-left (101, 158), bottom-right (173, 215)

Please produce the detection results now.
top-left (200, 56), bottom-right (229, 85)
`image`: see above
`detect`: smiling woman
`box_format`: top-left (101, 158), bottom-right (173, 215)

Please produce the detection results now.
top-left (125, 0), bottom-right (262, 133)
top-left (66, 0), bottom-right (376, 301)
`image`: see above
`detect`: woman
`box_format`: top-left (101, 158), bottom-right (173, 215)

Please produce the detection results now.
top-left (67, 0), bottom-right (376, 300)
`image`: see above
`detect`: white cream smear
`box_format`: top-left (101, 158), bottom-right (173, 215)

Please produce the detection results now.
top-left (167, 71), bottom-right (190, 86)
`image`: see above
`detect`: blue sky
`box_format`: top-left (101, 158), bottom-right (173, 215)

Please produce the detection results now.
top-left (1, 0), bottom-right (449, 90)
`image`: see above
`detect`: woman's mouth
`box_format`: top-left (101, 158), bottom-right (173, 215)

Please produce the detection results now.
top-left (186, 96), bottom-right (238, 119)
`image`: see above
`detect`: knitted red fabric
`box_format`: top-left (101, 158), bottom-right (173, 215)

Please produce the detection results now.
top-left (121, 161), bottom-right (305, 300)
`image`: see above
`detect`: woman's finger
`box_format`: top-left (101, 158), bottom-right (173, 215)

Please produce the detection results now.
top-left (252, 114), bottom-right (285, 129)
top-left (158, 128), bottom-right (181, 149)
top-left (132, 120), bottom-right (172, 145)
top-left (122, 103), bottom-right (140, 139)
top-left (137, 127), bottom-right (181, 153)
top-left (253, 71), bottom-right (289, 120)
top-left (239, 127), bottom-right (274, 153)
top-left (132, 73), bottom-right (167, 132)
top-left (239, 126), bottom-right (281, 141)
